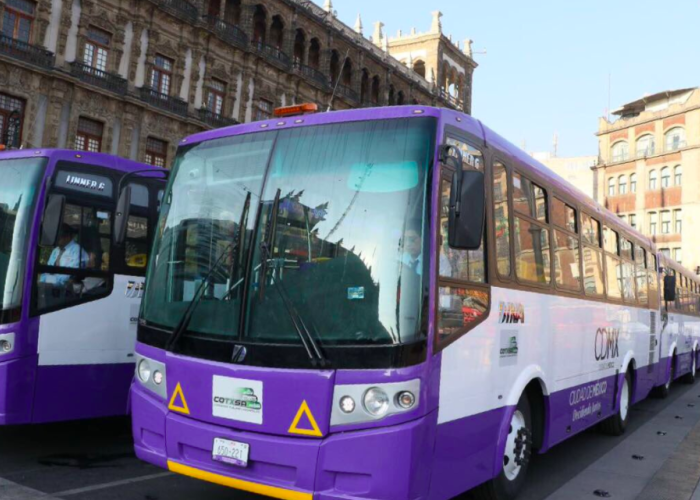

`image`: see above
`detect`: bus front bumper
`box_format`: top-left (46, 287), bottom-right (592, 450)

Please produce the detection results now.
top-left (131, 384), bottom-right (436, 500)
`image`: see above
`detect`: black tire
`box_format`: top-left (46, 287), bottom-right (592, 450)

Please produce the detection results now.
top-left (683, 351), bottom-right (697, 384)
top-left (471, 394), bottom-right (533, 500)
top-left (600, 371), bottom-right (632, 436)
top-left (654, 356), bottom-right (675, 399)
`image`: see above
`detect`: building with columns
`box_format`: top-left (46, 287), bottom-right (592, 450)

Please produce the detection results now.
top-left (596, 87), bottom-right (700, 272)
top-left (0, 0), bottom-right (477, 166)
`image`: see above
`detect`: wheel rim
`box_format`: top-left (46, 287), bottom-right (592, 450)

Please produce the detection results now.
top-left (620, 378), bottom-right (630, 422)
top-left (503, 410), bottom-right (527, 481)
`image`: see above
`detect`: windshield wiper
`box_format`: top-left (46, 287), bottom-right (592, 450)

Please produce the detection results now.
top-left (258, 190), bottom-right (328, 367)
top-left (165, 242), bottom-right (236, 352)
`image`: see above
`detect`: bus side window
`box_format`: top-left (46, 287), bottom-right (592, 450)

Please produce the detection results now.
top-left (636, 246), bottom-right (648, 306)
top-left (603, 226), bottom-right (623, 300)
top-left (552, 198), bottom-right (581, 292)
top-left (125, 215), bottom-right (149, 271)
top-left (581, 213), bottom-right (605, 297)
top-left (35, 203), bottom-right (112, 312)
top-left (493, 161), bottom-right (511, 278)
top-left (648, 253), bottom-right (659, 310)
top-left (512, 172), bottom-right (551, 285)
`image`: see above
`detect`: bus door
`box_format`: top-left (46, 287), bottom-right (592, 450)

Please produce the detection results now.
top-left (30, 164), bottom-right (147, 422)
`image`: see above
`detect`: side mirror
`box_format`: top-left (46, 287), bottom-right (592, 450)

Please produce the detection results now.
top-left (114, 185), bottom-right (132, 245)
top-left (664, 275), bottom-right (677, 302)
top-left (439, 144), bottom-right (463, 171)
top-left (448, 170), bottom-right (485, 250)
top-left (40, 194), bottom-right (66, 247)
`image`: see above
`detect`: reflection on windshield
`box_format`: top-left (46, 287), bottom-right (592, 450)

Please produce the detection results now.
top-left (141, 118), bottom-right (436, 348)
top-left (0, 158), bottom-right (45, 316)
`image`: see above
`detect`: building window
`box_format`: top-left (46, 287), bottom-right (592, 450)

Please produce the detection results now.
top-left (649, 169), bottom-right (657, 190)
top-left (636, 134), bottom-right (655, 157)
top-left (206, 79), bottom-right (226, 116)
top-left (150, 55), bottom-right (174, 96)
top-left (649, 212), bottom-right (657, 235)
top-left (665, 127), bottom-right (686, 152)
top-left (674, 165), bottom-right (682, 185)
top-left (83, 27), bottom-right (111, 73)
top-left (1, 0), bottom-right (35, 43)
top-left (661, 167), bottom-right (670, 188)
top-left (608, 177), bottom-right (615, 196)
top-left (629, 213), bottom-right (636, 229)
top-left (674, 248), bottom-right (682, 264)
top-left (255, 98), bottom-right (273, 121)
top-left (661, 211), bottom-right (671, 234)
top-left (660, 248), bottom-right (670, 258)
top-left (618, 175), bottom-right (627, 194)
top-left (611, 141), bottom-right (628, 162)
top-left (0, 92), bottom-right (25, 148)
top-left (144, 137), bottom-right (167, 168)
top-left (74, 117), bottom-right (103, 152)
top-left (674, 210), bottom-right (682, 234)
top-left (630, 173), bottom-right (637, 193)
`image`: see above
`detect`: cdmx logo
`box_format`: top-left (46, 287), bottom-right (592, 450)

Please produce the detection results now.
top-left (214, 388), bottom-right (262, 411)
top-left (594, 327), bottom-right (620, 361)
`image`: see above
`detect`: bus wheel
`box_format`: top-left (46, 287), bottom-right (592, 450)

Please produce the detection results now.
top-left (472, 394), bottom-right (533, 500)
top-left (600, 371), bottom-right (631, 436)
top-left (683, 351), bottom-right (696, 384)
top-left (656, 356), bottom-right (675, 399)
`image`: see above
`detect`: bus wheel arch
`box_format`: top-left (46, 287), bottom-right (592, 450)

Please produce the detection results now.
top-left (619, 356), bottom-right (637, 405)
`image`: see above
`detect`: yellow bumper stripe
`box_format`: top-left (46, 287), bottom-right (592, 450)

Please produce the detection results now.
top-left (167, 460), bottom-right (313, 500)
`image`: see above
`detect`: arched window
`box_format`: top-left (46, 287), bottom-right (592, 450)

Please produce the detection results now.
top-left (329, 50), bottom-right (340, 85)
top-left (618, 175), bottom-right (627, 194)
top-left (252, 5), bottom-right (266, 44)
top-left (636, 134), bottom-right (655, 157)
top-left (270, 15), bottom-right (284, 49)
top-left (341, 58), bottom-right (352, 86)
top-left (293, 29), bottom-right (305, 65)
top-left (674, 165), bottom-right (682, 185)
top-left (397, 90), bottom-right (405, 105)
top-left (665, 127), bottom-right (686, 151)
top-left (360, 69), bottom-right (369, 104)
top-left (388, 85), bottom-right (395, 105)
top-left (308, 38), bottom-right (320, 69)
top-left (224, 0), bottom-right (241, 25)
top-left (371, 75), bottom-right (380, 104)
top-left (649, 169), bottom-right (658, 190)
top-left (413, 60), bottom-right (426, 79)
top-left (611, 141), bottom-right (628, 162)
top-left (608, 177), bottom-right (616, 196)
top-left (630, 173), bottom-right (637, 193)
top-left (661, 167), bottom-right (670, 188)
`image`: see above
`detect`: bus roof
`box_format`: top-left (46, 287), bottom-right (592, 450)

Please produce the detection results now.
top-left (0, 149), bottom-right (165, 174)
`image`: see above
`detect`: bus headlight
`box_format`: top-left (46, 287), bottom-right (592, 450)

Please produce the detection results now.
top-left (396, 391), bottom-right (416, 409)
top-left (0, 333), bottom-right (15, 355)
top-left (153, 370), bottom-right (163, 385)
top-left (363, 387), bottom-right (390, 417)
top-left (339, 396), bottom-right (356, 413)
top-left (0, 340), bottom-right (11, 352)
top-left (137, 359), bottom-right (151, 383)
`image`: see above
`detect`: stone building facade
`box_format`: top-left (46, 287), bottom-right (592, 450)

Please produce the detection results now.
top-left (0, 0), bottom-right (476, 167)
top-left (595, 88), bottom-right (700, 272)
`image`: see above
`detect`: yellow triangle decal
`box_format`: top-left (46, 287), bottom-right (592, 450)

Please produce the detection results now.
top-left (288, 400), bottom-right (323, 436)
top-left (168, 382), bottom-right (190, 415)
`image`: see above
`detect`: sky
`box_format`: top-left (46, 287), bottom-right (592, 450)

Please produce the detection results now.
top-left (313, 0), bottom-right (700, 157)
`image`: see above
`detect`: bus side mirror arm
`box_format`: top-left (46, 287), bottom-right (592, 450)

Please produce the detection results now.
top-left (114, 185), bottom-right (132, 246)
top-left (40, 194), bottom-right (66, 247)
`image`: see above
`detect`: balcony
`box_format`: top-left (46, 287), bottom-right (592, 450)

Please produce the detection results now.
top-left (152, 0), bottom-right (199, 24)
top-left (335, 84), bottom-right (359, 103)
top-left (665, 140), bottom-right (687, 153)
top-left (139, 87), bottom-right (188, 117)
top-left (252, 42), bottom-right (291, 69)
top-left (204, 16), bottom-right (248, 50)
top-left (69, 62), bottom-right (127, 95)
top-left (0, 35), bottom-right (54, 70)
top-left (438, 89), bottom-right (463, 110)
top-left (293, 62), bottom-right (328, 88)
top-left (198, 108), bottom-right (238, 128)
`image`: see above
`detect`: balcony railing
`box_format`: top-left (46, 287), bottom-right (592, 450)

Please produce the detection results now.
top-left (252, 42), bottom-right (291, 69)
top-left (611, 153), bottom-right (629, 163)
top-left (293, 61), bottom-right (329, 88)
top-left (198, 108), bottom-right (238, 128)
top-left (335, 84), bottom-right (359, 103)
top-left (665, 140), bottom-right (687, 152)
top-left (204, 16), bottom-right (248, 50)
top-left (0, 35), bottom-right (54, 69)
top-left (139, 87), bottom-right (188, 117)
top-left (69, 61), bottom-right (127, 95)
top-left (152, 0), bottom-right (199, 24)
top-left (438, 89), bottom-right (463, 110)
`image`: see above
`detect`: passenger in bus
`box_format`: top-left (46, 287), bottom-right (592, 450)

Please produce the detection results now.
top-left (401, 222), bottom-right (452, 276)
top-left (40, 223), bottom-right (89, 286)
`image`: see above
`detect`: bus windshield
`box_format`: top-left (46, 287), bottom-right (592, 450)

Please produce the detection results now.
top-left (0, 157), bottom-right (45, 321)
top-left (142, 117), bottom-right (435, 351)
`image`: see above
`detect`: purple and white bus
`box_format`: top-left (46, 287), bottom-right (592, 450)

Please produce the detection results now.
top-left (130, 106), bottom-right (698, 500)
top-left (0, 149), bottom-right (165, 425)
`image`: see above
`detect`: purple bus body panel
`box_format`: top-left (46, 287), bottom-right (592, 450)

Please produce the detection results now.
top-left (0, 149), bottom-right (163, 424)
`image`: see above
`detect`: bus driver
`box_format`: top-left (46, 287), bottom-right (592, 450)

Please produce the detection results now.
top-left (40, 223), bottom-right (89, 286)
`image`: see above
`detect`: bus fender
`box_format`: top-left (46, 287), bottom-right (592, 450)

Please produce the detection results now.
top-left (667, 341), bottom-right (677, 361)
top-left (619, 351), bottom-right (635, 379)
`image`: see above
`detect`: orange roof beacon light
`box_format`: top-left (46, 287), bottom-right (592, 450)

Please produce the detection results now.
top-left (0, 145), bottom-right (6, 152)
top-left (273, 103), bottom-right (318, 118)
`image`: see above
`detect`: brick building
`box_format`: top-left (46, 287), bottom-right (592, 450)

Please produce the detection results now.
top-left (595, 88), bottom-right (700, 271)
top-left (0, 0), bottom-right (476, 166)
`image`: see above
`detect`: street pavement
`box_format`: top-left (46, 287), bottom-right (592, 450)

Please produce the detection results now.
top-left (2, 381), bottom-right (700, 500)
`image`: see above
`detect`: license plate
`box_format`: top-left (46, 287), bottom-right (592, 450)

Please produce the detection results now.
top-left (212, 438), bottom-right (250, 467)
